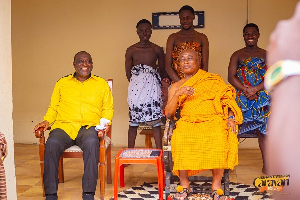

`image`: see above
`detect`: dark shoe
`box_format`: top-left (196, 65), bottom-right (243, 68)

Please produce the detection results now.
top-left (82, 192), bottom-right (95, 200)
top-left (45, 193), bottom-right (58, 200)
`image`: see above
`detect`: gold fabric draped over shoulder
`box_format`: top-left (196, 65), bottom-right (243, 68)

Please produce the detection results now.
top-left (172, 41), bottom-right (202, 79)
top-left (171, 69), bottom-right (242, 177)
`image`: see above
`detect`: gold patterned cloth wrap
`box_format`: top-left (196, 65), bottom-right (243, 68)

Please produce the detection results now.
top-left (172, 41), bottom-right (202, 79)
top-left (171, 69), bottom-right (243, 177)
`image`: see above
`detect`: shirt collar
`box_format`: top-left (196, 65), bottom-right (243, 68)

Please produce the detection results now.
top-left (69, 72), bottom-right (95, 81)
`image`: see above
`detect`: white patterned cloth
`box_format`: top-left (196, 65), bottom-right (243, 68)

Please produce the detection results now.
top-left (127, 64), bottom-right (162, 124)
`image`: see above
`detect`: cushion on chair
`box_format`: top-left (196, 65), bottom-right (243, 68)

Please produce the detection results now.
top-left (137, 125), bottom-right (152, 130)
top-left (64, 145), bottom-right (83, 152)
top-left (138, 124), bottom-right (165, 130)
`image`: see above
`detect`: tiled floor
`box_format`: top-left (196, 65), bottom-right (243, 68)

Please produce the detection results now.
top-left (15, 143), bottom-right (265, 200)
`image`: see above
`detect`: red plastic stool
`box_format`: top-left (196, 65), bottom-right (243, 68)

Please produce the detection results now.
top-left (114, 148), bottom-right (164, 200)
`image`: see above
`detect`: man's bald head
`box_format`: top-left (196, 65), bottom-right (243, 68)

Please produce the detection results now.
top-left (179, 49), bottom-right (200, 65)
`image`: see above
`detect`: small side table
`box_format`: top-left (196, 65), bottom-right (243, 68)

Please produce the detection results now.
top-left (114, 148), bottom-right (165, 200)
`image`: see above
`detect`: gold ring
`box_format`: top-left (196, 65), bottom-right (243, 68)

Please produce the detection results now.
top-left (186, 87), bottom-right (190, 91)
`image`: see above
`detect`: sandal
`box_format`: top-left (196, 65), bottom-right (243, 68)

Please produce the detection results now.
top-left (211, 189), bottom-right (233, 200)
top-left (189, 193), bottom-right (212, 199)
top-left (167, 187), bottom-right (191, 200)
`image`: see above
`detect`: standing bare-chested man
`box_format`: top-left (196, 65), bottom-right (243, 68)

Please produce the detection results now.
top-left (165, 5), bottom-right (209, 82)
top-left (125, 19), bottom-right (167, 149)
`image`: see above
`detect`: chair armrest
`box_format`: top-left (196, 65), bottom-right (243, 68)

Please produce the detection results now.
top-left (98, 130), bottom-right (104, 138)
top-left (35, 126), bottom-right (50, 138)
top-left (35, 127), bottom-right (45, 138)
top-left (97, 125), bottom-right (111, 138)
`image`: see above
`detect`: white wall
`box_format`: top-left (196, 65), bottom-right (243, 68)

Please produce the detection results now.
top-left (0, 0), bottom-right (17, 199)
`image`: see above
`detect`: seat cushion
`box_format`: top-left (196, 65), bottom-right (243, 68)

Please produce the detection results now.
top-left (64, 145), bottom-right (82, 152)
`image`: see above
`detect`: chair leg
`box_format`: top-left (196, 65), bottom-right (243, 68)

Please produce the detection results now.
top-left (100, 163), bottom-right (105, 200)
top-left (145, 135), bottom-right (152, 148)
top-left (157, 157), bottom-right (164, 200)
top-left (106, 144), bottom-right (112, 184)
top-left (41, 163), bottom-right (45, 197)
top-left (120, 164), bottom-right (125, 187)
top-left (39, 137), bottom-right (45, 197)
top-left (114, 158), bottom-right (120, 200)
top-left (58, 157), bottom-right (64, 183)
top-left (224, 169), bottom-right (230, 196)
top-left (161, 155), bottom-right (165, 187)
top-left (106, 128), bottom-right (112, 184)
top-left (164, 171), bottom-right (172, 200)
top-left (100, 138), bottom-right (106, 200)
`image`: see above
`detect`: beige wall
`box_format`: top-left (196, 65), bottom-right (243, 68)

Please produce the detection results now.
top-left (12, 0), bottom-right (298, 148)
top-left (1, 0), bottom-right (17, 199)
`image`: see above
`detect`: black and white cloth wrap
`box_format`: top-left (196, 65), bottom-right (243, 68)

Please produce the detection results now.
top-left (127, 64), bottom-right (162, 124)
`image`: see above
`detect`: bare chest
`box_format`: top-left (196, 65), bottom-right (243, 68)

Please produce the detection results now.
top-left (132, 48), bottom-right (158, 67)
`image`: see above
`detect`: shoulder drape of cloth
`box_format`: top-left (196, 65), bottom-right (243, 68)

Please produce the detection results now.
top-left (178, 69), bottom-right (242, 124)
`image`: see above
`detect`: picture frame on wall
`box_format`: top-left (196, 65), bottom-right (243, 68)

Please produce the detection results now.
top-left (152, 11), bottom-right (204, 29)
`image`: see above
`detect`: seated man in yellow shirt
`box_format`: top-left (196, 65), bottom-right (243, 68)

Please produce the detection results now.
top-left (33, 51), bottom-right (114, 200)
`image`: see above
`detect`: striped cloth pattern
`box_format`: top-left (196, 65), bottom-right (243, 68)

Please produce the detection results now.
top-left (0, 132), bottom-right (7, 200)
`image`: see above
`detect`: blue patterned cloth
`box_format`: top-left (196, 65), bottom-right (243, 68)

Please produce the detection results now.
top-left (236, 57), bottom-right (271, 135)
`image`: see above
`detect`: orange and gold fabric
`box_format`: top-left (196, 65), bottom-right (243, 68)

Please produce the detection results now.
top-left (171, 69), bottom-right (243, 177)
top-left (172, 41), bottom-right (202, 79)
top-left (44, 74), bottom-right (114, 140)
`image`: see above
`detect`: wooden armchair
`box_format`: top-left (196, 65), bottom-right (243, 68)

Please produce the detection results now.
top-left (35, 79), bottom-right (113, 200)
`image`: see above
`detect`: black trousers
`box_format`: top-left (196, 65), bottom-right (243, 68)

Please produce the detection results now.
top-left (43, 126), bottom-right (99, 194)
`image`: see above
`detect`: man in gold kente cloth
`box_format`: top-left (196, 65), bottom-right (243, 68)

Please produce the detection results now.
top-left (165, 49), bottom-right (242, 199)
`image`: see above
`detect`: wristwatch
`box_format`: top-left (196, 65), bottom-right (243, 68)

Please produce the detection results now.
top-left (264, 60), bottom-right (300, 92)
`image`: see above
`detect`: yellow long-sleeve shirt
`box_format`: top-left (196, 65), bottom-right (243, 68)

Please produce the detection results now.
top-left (44, 74), bottom-right (114, 140)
